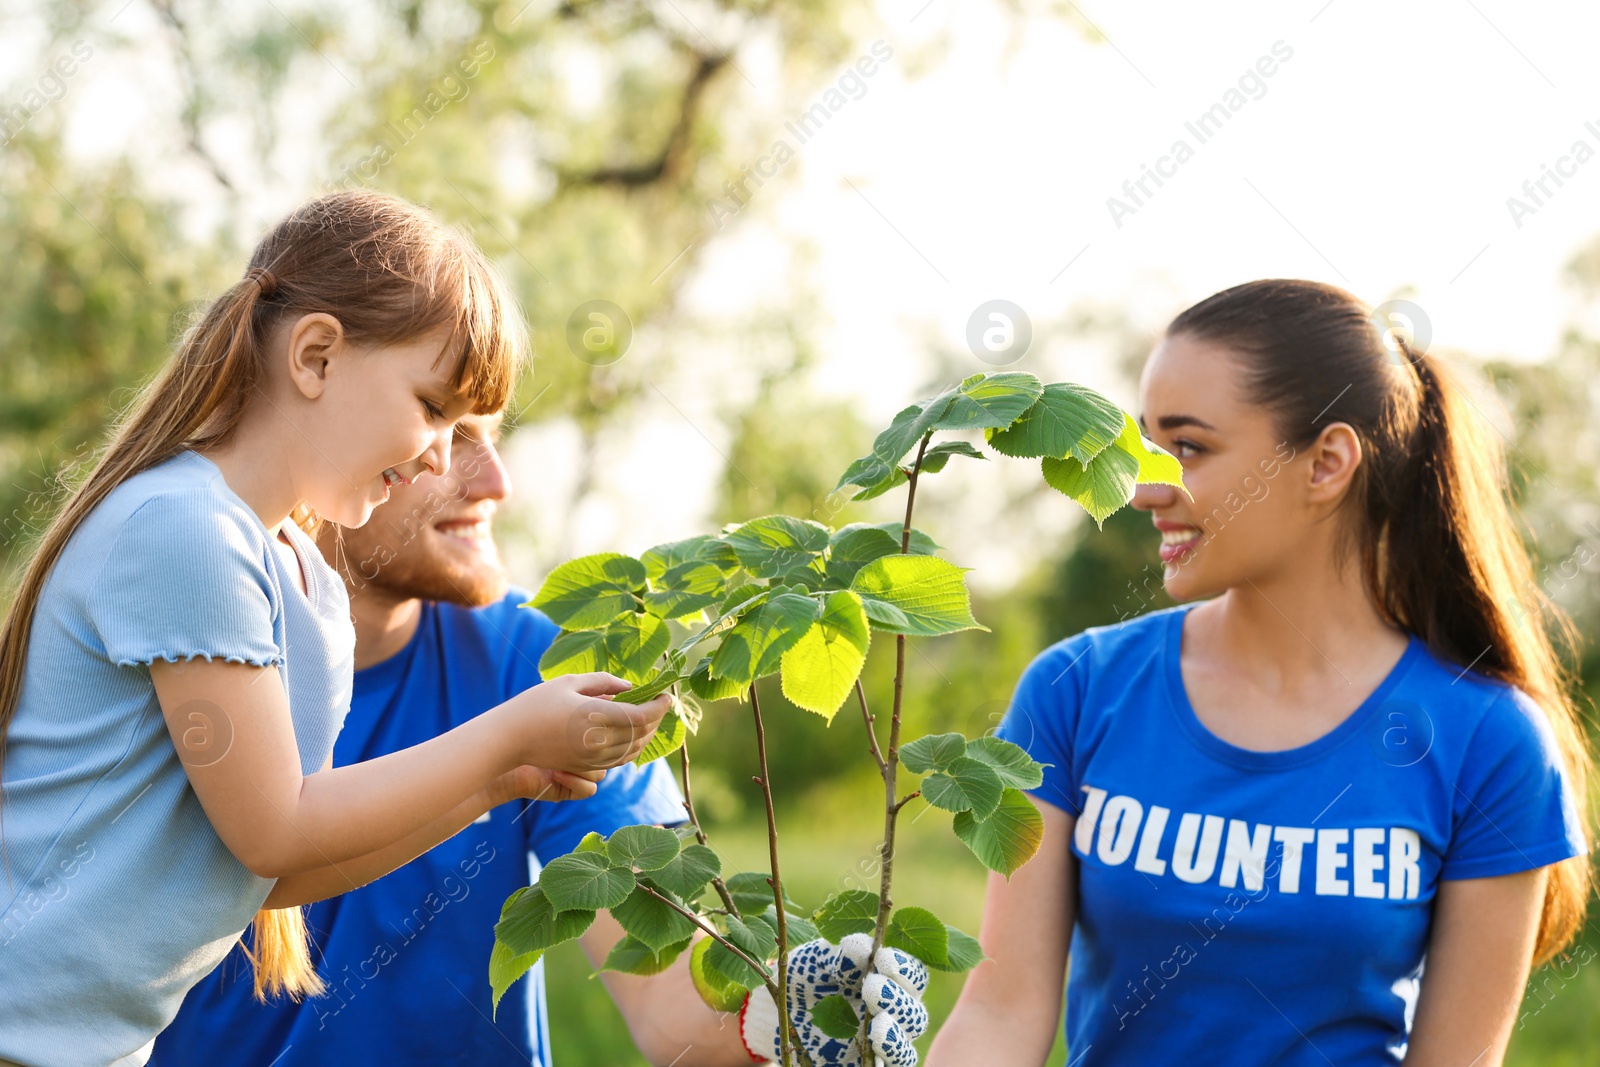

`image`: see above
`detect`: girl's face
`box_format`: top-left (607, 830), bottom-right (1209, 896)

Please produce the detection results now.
top-left (289, 320), bottom-right (478, 529)
top-left (1128, 331), bottom-right (1317, 601)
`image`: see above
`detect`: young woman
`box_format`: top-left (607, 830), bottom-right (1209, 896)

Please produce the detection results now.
top-left (928, 279), bottom-right (1593, 1066)
top-left (0, 190), bottom-right (670, 1066)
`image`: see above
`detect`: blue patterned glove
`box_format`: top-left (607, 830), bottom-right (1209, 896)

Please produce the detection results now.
top-left (739, 933), bottom-right (930, 1066)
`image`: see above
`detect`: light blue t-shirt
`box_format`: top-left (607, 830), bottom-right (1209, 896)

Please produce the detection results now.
top-left (0, 450), bottom-right (354, 1066)
top-left (995, 601), bottom-right (1587, 1066)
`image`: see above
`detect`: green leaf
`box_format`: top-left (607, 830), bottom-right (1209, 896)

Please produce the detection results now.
top-left (937, 925), bottom-right (987, 973)
top-left (931, 372), bottom-right (1044, 431)
top-left (708, 914), bottom-right (777, 989)
top-left (612, 882), bottom-right (700, 952)
top-left (574, 831), bottom-right (608, 855)
top-left (725, 872), bottom-right (796, 917)
top-left (1041, 445), bottom-right (1140, 529)
top-left (601, 933), bottom-right (693, 976)
top-left (651, 843), bottom-right (721, 899)
top-left (964, 736), bottom-right (1046, 790)
top-left (687, 657), bottom-right (746, 702)
top-left (885, 906), bottom-right (950, 967)
top-left (539, 852), bottom-right (637, 911)
top-left (779, 591), bottom-right (871, 722)
top-left (849, 555), bottom-right (986, 637)
top-left (611, 669), bottom-right (681, 707)
top-left (633, 707), bottom-right (687, 766)
top-left (835, 453), bottom-right (895, 493)
top-left (494, 883), bottom-right (597, 957)
top-left (603, 614), bottom-right (670, 684)
top-left (1109, 411), bottom-right (1191, 498)
top-left (606, 825), bottom-right (682, 872)
top-left (917, 440), bottom-right (989, 474)
top-left (812, 889), bottom-right (879, 942)
top-left (824, 526), bottom-right (901, 587)
top-left (984, 382), bottom-right (1126, 465)
top-left (864, 397), bottom-right (954, 471)
top-left (642, 560), bottom-right (727, 620)
top-left (690, 936), bottom-right (748, 1012)
top-left (642, 535), bottom-right (739, 582)
top-left (952, 787), bottom-right (1046, 877)
top-left (530, 553), bottom-right (646, 631)
top-left (722, 516), bottom-right (831, 579)
top-left (489, 939), bottom-right (542, 1018)
top-left (811, 994), bottom-right (861, 1040)
top-left (538, 629), bottom-right (610, 679)
top-left (676, 692), bottom-right (704, 734)
top-left (758, 904), bottom-right (819, 946)
top-left (869, 522), bottom-right (941, 556)
top-left (899, 732), bottom-right (968, 774)
top-left (849, 466), bottom-right (908, 502)
top-left (709, 593), bottom-right (822, 684)
top-left (922, 756), bottom-right (1004, 819)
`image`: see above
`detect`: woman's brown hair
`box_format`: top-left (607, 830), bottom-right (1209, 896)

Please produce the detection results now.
top-left (1168, 278), bottom-right (1593, 967)
top-left (0, 189), bottom-right (528, 999)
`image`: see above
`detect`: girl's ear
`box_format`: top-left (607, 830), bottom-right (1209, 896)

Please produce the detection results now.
top-left (283, 313), bottom-right (345, 400)
top-left (1304, 421), bottom-right (1363, 505)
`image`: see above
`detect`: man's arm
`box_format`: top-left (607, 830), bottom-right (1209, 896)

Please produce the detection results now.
top-left (578, 911), bottom-right (754, 1067)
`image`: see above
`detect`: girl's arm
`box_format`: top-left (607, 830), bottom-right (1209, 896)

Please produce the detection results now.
top-left (152, 658), bottom-right (667, 879)
top-left (926, 797), bottom-right (1076, 1067)
top-left (1399, 866), bottom-right (1548, 1067)
top-left (261, 764), bottom-right (605, 909)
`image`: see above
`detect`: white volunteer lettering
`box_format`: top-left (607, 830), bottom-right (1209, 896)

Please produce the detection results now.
top-left (1075, 784), bottom-right (1423, 900)
top-left (1134, 805), bottom-right (1171, 875)
top-left (1076, 786), bottom-right (1109, 856)
top-left (1097, 795), bottom-right (1143, 865)
top-left (1171, 813), bottom-right (1225, 883)
top-left (1273, 827), bottom-right (1314, 893)
top-left (1389, 828), bottom-right (1421, 900)
top-left (1219, 819), bottom-right (1272, 891)
top-left (1352, 828), bottom-right (1386, 899)
top-left (1316, 829), bottom-right (1350, 896)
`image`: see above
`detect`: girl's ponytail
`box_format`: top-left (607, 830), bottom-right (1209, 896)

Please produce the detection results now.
top-left (1168, 280), bottom-right (1594, 968)
top-left (0, 189), bottom-right (527, 1000)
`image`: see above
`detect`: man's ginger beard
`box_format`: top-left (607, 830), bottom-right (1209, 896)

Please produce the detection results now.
top-left (325, 517), bottom-right (508, 609)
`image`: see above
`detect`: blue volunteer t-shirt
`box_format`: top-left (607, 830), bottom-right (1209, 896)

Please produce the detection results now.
top-left (151, 589), bottom-right (687, 1067)
top-left (995, 601), bottom-right (1586, 1066)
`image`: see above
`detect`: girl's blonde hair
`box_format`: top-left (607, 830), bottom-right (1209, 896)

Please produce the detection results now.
top-left (0, 189), bottom-right (528, 1000)
top-left (1170, 279), bottom-right (1594, 968)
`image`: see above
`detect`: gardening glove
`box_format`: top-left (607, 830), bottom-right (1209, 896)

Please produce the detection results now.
top-left (739, 933), bottom-right (930, 1066)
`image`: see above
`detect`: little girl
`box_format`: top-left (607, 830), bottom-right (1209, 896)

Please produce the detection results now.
top-left (0, 190), bottom-right (670, 1067)
top-left (930, 279), bottom-right (1592, 1066)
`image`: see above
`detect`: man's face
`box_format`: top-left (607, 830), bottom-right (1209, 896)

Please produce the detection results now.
top-left (320, 414), bottom-right (512, 607)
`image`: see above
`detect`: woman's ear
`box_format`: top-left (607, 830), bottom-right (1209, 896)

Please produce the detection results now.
top-left (283, 313), bottom-right (345, 400)
top-left (1305, 421), bottom-right (1363, 505)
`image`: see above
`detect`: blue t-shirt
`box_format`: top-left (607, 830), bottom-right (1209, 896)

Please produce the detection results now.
top-left (994, 601), bottom-right (1586, 1066)
top-left (151, 590), bottom-right (687, 1067)
top-left (0, 450), bottom-right (353, 1067)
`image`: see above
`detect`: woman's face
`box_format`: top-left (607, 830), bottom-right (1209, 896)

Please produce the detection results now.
top-left (1128, 331), bottom-right (1309, 602)
top-left (290, 320), bottom-right (479, 529)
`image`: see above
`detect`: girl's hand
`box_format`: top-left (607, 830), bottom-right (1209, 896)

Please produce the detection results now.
top-left (505, 672), bottom-right (673, 774)
top-left (489, 765), bottom-right (607, 806)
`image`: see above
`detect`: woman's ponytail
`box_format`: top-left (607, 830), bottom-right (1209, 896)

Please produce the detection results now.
top-left (1168, 280), bottom-right (1594, 968)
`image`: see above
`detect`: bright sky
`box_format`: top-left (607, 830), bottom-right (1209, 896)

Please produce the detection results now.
top-left (9, 0), bottom-right (1600, 587)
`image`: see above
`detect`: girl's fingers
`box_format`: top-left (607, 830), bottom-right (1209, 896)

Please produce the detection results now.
top-left (565, 671), bottom-right (636, 698)
top-left (551, 770), bottom-right (601, 799)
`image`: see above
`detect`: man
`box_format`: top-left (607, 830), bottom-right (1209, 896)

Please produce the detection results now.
top-left (151, 414), bottom-right (761, 1066)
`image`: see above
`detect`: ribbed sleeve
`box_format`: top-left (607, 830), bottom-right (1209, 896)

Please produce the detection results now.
top-left (85, 489), bottom-right (286, 669)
